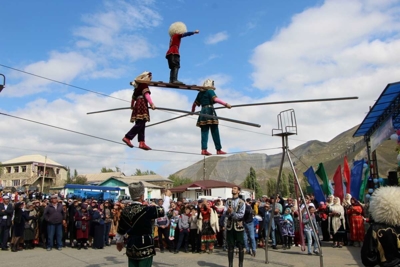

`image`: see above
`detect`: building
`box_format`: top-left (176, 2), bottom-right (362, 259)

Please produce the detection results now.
top-left (169, 180), bottom-right (254, 201)
top-left (98, 177), bottom-right (163, 200)
top-left (83, 172), bottom-right (173, 189)
top-left (0, 155), bottom-right (68, 189)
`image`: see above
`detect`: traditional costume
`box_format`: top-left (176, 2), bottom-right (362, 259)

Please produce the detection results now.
top-left (361, 186), bottom-right (400, 267)
top-left (123, 71), bottom-right (155, 150)
top-left (347, 197), bottom-right (364, 245)
top-left (328, 197), bottom-right (346, 247)
top-left (166, 22), bottom-right (199, 84)
top-left (224, 193), bottom-right (246, 267)
top-left (192, 79), bottom-right (231, 155)
top-left (116, 182), bottom-right (164, 267)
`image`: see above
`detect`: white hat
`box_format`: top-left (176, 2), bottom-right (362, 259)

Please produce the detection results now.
top-left (3, 196), bottom-right (10, 200)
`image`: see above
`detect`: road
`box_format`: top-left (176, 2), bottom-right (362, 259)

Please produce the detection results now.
top-left (1, 242), bottom-right (363, 267)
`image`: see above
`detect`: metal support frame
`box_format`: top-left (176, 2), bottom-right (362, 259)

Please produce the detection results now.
top-left (264, 109), bottom-right (324, 267)
top-left (0, 74), bottom-right (5, 93)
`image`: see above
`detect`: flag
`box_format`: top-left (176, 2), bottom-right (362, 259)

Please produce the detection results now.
top-left (303, 166), bottom-right (325, 204)
top-left (333, 165), bottom-right (344, 200)
top-left (359, 163), bottom-right (370, 203)
top-left (315, 163), bottom-right (332, 196)
top-left (350, 159), bottom-right (364, 200)
top-left (343, 156), bottom-right (351, 193)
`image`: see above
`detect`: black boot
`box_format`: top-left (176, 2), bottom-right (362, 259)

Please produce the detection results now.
top-left (228, 248), bottom-right (234, 267)
top-left (170, 68), bottom-right (184, 84)
top-left (238, 247), bottom-right (244, 267)
top-left (11, 244), bottom-right (17, 252)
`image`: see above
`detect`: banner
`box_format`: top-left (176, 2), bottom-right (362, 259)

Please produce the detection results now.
top-left (333, 165), bottom-right (344, 200)
top-left (350, 159), bottom-right (364, 200)
top-left (303, 166), bottom-right (325, 204)
top-left (343, 156), bottom-right (351, 193)
top-left (315, 163), bottom-right (332, 196)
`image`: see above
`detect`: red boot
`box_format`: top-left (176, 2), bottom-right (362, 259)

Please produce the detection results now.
top-left (139, 141), bottom-right (152, 150)
top-left (122, 137), bottom-right (133, 148)
top-left (217, 150), bottom-right (227, 155)
top-left (201, 150), bottom-right (212, 156)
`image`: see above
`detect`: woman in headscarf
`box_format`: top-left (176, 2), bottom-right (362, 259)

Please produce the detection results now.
top-left (91, 202), bottom-right (105, 249)
top-left (23, 202), bottom-right (37, 249)
top-left (347, 197), bottom-right (364, 247)
top-left (342, 193), bottom-right (352, 245)
top-left (197, 201), bottom-right (219, 253)
top-left (280, 207), bottom-right (295, 249)
top-left (11, 202), bottom-right (35, 252)
top-left (317, 201), bottom-right (330, 241)
top-left (328, 196), bottom-right (346, 247)
top-left (75, 203), bottom-right (91, 250)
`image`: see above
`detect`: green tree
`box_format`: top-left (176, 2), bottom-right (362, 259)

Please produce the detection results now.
top-left (74, 175), bottom-right (88, 185)
top-left (0, 162), bottom-right (3, 177)
top-left (280, 173), bottom-right (289, 198)
top-left (243, 167), bottom-right (263, 198)
top-left (168, 174), bottom-right (192, 187)
top-left (74, 169), bottom-right (78, 177)
top-left (66, 167), bottom-right (71, 180)
top-left (266, 178), bottom-right (277, 197)
top-left (133, 169), bottom-right (156, 176)
top-left (288, 173), bottom-right (295, 197)
top-left (101, 167), bottom-right (115, 173)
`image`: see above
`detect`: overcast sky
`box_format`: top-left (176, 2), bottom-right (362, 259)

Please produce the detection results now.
top-left (1, 0), bottom-right (400, 177)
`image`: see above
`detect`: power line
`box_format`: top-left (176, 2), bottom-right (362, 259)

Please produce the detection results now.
top-left (0, 63), bottom-right (130, 103)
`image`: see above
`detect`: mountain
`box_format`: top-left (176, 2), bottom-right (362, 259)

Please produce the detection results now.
top-left (172, 125), bottom-right (399, 186)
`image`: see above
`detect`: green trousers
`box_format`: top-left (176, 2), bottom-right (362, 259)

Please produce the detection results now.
top-left (128, 257), bottom-right (153, 267)
top-left (201, 124), bottom-right (222, 150)
top-left (227, 229), bottom-right (244, 248)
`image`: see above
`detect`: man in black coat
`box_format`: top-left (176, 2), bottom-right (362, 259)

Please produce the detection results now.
top-left (0, 196), bottom-right (14, 250)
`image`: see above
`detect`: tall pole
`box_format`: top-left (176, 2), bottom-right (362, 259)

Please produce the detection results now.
top-left (41, 155), bottom-right (47, 193)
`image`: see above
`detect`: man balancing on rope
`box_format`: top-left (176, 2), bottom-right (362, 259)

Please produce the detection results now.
top-left (191, 79), bottom-right (231, 156)
top-left (166, 22), bottom-right (199, 84)
top-left (122, 71), bottom-right (155, 150)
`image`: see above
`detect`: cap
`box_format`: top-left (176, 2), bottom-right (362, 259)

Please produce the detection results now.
top-left (51, 194), bottom-right (58, 199)
top-left (262, 195), bottom-right (268, 198)
top-left (3, 196), bottom-right (10, 200)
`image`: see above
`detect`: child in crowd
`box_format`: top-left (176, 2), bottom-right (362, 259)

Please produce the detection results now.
top-left (169, 210), bottom-right (180, 240)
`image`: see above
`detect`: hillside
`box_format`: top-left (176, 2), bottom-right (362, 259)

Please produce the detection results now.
top-left (172, 125), bottom-right (399, 187)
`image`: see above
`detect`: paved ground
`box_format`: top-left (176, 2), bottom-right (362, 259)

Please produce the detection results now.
top-left (0, 242), bottom-right (363, 267)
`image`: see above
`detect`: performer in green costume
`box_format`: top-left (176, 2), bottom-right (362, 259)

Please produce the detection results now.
top-left (191, 79), bottom-right (231, 156)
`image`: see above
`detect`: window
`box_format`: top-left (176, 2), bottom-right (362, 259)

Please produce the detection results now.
top-left (21, 166), bottom-right (27, 172)
top-left (56, 168), bottom-right (60, 175)
top-left (6, 167), bottom-right (11, 173)
top-left (12, 179), bottom-right (21, 186)
top-left (13, 166), bottom-right (19, 173)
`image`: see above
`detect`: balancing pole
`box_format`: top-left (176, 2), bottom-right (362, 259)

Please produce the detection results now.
top-left (87, 107), bottom-right (261, 128)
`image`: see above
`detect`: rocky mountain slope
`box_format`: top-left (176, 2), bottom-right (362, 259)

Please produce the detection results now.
top-left (172, 125), bottom-right (398, 186)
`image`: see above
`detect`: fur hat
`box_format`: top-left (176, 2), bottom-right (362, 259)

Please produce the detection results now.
top-left (169, 22), bottom-right (187, 37)
top-left (129, 182), bottom-right (145, 201)
top-left (369, 186), bottom-right (400, 226)
top-left (133, 71), bottom-right (152, 88)
top-left (202, 79), bottom-right (215, 89)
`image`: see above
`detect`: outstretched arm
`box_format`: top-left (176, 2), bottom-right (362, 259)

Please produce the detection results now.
top-left (213, 97), bottom-right (231, 108)
top-left (182, 30), bottom-right (200, 38)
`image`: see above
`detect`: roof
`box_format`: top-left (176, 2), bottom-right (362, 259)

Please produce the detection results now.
top-left (64, 184), bottom-right (121, 191)
top-left (354, 82), bottom-right (400, 137)
top-left (98, 177), bottom-right (163, 189)
top-left (81, 172), bottom-right (125, 182)
top-left (123, 175), bottom-right (172, 182)
top-left (2, 155), bottom-right (65, 168)
top-left (170, 180), bottom-right (239, 193)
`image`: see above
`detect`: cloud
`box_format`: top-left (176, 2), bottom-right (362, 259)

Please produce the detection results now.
top-left (204, 31), bottom-right (229, 45)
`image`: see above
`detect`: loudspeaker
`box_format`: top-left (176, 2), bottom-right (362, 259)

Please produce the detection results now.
top-left (388, 171), bottom-right (398, 186)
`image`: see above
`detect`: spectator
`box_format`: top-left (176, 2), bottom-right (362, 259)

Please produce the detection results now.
top-left (44, 194), bottom-right (64, 251)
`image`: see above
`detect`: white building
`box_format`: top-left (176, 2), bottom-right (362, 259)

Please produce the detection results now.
top-left (169, 180), bottom-right (254, 201)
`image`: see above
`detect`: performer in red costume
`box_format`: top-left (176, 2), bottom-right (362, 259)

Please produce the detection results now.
top-left (122, 71), bottom-right (155, 150)
top-left (166, 22), bottom-right (199, 84)
top-left (191, 79), bottom-right (231, 156)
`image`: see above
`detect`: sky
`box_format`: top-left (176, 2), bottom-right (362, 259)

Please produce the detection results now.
top-left (1, 0), bottom-right (400, 178)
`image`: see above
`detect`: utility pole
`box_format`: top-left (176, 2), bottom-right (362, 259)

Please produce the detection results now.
top-left (41, 155), bottom-right (47, 193)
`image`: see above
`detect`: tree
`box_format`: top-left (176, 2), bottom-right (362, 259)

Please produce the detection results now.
top-left (74, 169), bottom-right (78, 178)
top-left (168, 174), bottom-right (192, 187)
top-left (74, 175), bottom-right (88, 185)
top-left (0, 162), bottom-right (3, 177)
top-left (266, 178), bottom-right (277, 197)
top-left (101, 167), bottom-right (115, 173)
top-left (288, 173), bottom-right (295, 198)
top-left (243, 167), bottom-right (263, 198)
top-left (280, 173), bottom-right (289, 198)
top-left (64, 168), bottom-right (87, 185)
top-left (133, 169), bottom-right (156, 176)
top-left (66, 167), bottom-right (71, 180)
